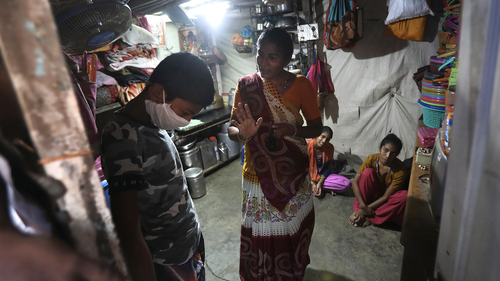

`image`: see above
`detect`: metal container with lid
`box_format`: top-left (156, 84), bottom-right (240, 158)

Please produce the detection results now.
top-left (185, 167), bottom-right (206, 199)
top-left (174, 135), bottom-right (197, 151)
top-left (218, 143), bottom-right (229, 162)
top-left (220, 121), bottom-right (230, 133)
top-left (178, 146), bottom-right (203, 170)
top-left (254, 4), bottom-right (267, 16)
top-left (216, 132), bottom-right (241, 158)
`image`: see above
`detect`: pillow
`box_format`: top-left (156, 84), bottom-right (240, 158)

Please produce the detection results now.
top-left (384, 16), bottom-right (427, 41)
top-left (385, 0), bottom-right (434, 25)
top-left (121, 24), bottom-right (158, 45)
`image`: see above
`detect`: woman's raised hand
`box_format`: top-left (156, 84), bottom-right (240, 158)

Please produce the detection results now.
top-left (231, 102), bottom-right (263, 139)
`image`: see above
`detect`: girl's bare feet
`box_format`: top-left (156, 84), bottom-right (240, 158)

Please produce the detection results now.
top-left (348, 211), bottom-right (360, 226)
top-left (330, 191), bottom-right (336, 196)
top-left (348, 210), bottom-right (371, 227)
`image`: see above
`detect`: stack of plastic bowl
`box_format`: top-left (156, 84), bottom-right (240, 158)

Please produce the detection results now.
top-left (419, 71), bottom-right (446, 128)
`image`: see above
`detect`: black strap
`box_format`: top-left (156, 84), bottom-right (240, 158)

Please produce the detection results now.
top-left (342, 13), bottom-right (349, 41)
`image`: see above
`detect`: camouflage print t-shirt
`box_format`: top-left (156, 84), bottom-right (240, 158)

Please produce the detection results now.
top-left (101, 110), bottom-right (200, 266)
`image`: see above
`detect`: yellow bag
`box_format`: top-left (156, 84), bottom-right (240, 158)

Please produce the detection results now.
top-left (384, 16), bottom-right (427, 41)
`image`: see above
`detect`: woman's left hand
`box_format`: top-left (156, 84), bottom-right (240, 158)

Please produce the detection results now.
top-left (271, 123), bottom-right (296, 139)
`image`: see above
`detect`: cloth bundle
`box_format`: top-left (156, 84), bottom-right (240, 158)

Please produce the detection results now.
top-left (103, 68), bottom-right (150, 86)
top-left (96, 86), bottom-right (120, 108)
top-left (105, 44), bottom-right (160, 71)
top-left (117, 83), bottom-right (146, 105)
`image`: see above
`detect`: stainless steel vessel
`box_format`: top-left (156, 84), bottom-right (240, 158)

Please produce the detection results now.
top-left (178, 146), bottom-right (203, 170)
top-left (216, 132), bottom-right (241, 158)
top-left (185, 167), bottom-right (206, 199)
top-left (254, 4), bottom-right (267, 16)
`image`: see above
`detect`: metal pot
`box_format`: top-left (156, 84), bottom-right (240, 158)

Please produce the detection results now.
top-left (174, 135), bottom-right (197, 151)
top-left (275, 1), bottom-right (294, 13)
top-left (178, 146), bottom-right (203, 170)
top-left (263, 19), bottom-right (274, 29)
top-left (254, 4), bottom-right (267, 16)
top-left (267, 5), bottom-right (276, 14)
top-left (276, 16), bottom-right (296, 28)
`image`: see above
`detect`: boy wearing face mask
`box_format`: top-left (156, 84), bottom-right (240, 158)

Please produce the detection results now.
top-left (100, 52), bottom-right (215, 281)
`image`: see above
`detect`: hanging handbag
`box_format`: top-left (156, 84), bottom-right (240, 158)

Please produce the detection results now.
top-left (323, 0), bottom-right (359, 50)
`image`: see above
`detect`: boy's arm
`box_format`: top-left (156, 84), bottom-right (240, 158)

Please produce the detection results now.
top-left (110, 190), bottom-right (156, 281)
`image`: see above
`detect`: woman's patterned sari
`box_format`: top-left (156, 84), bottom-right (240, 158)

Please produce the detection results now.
top-left (238, 73), bottom-right (314, 281)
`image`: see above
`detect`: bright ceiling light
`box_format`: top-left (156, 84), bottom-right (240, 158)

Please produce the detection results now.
top-left (146, 14), bottom-right (173, 23)
top-left (184, 1), bottom-right (230, 28)
top-left (180, 0), bottom-right (211, 9)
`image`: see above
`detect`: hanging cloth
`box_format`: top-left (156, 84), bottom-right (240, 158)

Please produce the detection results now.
top-left (307, 55), bottom-right (335, 95)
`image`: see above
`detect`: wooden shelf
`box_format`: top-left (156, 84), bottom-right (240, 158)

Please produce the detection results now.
top-left (96, 102), bottom-right (121, 115)
top-left (400, 120), bottom-right (440, 281)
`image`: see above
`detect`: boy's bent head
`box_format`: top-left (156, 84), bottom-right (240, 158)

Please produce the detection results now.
top-left (149, 52), bottom-right (215, 108)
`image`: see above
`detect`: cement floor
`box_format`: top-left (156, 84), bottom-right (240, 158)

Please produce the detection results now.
top-left (194, 159), bottom-right (403, 281)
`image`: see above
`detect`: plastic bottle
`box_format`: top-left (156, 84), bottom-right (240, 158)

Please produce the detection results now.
top-left (444, 113), bottom-right (453, 152)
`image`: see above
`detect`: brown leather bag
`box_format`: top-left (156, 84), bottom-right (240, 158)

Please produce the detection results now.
top-left (323, 1), bottom-right (359, 50)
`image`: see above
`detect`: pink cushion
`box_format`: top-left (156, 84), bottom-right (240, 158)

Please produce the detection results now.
top-left (323, 174), bottom-right (352, 193)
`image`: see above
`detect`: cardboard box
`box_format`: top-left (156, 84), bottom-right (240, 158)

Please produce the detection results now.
top-left (416, 147), bottom-right (433, 165)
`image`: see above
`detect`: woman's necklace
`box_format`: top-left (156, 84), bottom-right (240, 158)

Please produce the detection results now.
top-left (283, 73), bottom-right (289, 90)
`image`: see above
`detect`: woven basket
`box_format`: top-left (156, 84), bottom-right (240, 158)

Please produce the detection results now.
top-left (419, 100), bottom-right (445, 128)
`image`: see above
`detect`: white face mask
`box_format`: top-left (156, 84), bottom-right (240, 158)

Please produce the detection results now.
top-left (145, 88), bottom-right (190, 130)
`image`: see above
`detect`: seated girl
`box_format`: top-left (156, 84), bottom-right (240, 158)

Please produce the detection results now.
top-left (348, 134), bottom-right (408, 227)
top-left (307, 126), bottom-right (351, 197)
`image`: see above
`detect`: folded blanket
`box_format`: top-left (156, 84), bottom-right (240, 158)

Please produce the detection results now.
top-left (115, 74), bottom-right (150, 86)
top-left (128, 67), bottom-right (154, 76)
top-left (103, 70), bottom-right (150, 86)
top-left (96, 71), bottom-right (118, 88)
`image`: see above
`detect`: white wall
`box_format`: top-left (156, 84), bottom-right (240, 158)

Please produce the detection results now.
top-left (155, 22), bottom-right (182, 60)
top-left (319, 0), bottom-right (439, 167)
top-left (213, 7), bottom-right (258, 94)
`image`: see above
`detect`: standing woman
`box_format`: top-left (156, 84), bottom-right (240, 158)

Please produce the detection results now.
top-left (228, 28), bottom-right (323, 280)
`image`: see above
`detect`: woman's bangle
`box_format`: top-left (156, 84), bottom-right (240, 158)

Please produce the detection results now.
top-left (237, 132), bottom-right (250, 142)
top-left (292, 125), bottom-right (297, 137)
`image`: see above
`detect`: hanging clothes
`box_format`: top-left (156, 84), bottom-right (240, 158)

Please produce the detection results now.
top-left (307, 56), bottom-right (335, 95)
